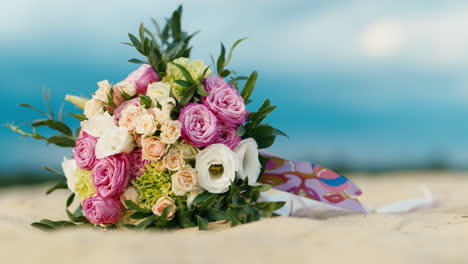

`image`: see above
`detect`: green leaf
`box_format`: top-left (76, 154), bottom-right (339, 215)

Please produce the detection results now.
top-left (67, 113), bottom-right (87, 121)
top-left (32, 119), bottom-right (73, 136)
top-left (220, 69), bottom-right (231, 78)
top-left (31, 222), bottom-right (55, 231)
top-left (124, 200), bottom-right (151, 213)
top-left (139, 95), bottom-right (152, 108)
top-left (273, 128), bottom-right (288, 138)
top-left (226, 208), bottom-right (240, 227)
top-left (43, 166), bottom-right (64, 176)
top-left (240, 71), bottom-right (258, 100)
top-left (160, 204), bottom-right (173, 219)
top-left (198, 194), bottom-right (217, 211)
top-left (66, 193), bottom-right (75, 207)
top-left (47, 134), bottom-right (75, 147)
top-left (171, 62), bottom-right (195, 84)
top-left (174, 80), bottom-right (193, 88)
top-left (237, 125), bottom-right (246, 137)
top-left (128, 58), bottom-right (147, 64)
top-left (130, 211), bottom-right (153, 220)
top-left (191, 191), bottom-right (211, 205)
top-left (45, 181), bottom-right (67, 195)
top-left (216, 42), bottom-right (226, 74)
top-left (224, 37), bottom-right (247, 67)
top-left (196, 216), bottom-right (208, 231)
top-left (201, 66), bottom-right (211, 81)
top-left (255, 201), bottom-right (286, 212)
top-left (178, 87), bottom-right (196, 107)
top-left (128, 33), bottom-right (141, 48)
top-left (136, 217), bottom-right (155, 230)
top-left (19, 104), bottom-right (51, 118)
top-left (207, 208), bottom-right (227, 221)
top-left (139, 23), bottom-right (146, 43)
top-left (196, 84), bottom-right (209, 97)
top-left (178, 214), bottom-right (196, 228)
top-left (171, 6), bottom-right (182, 41)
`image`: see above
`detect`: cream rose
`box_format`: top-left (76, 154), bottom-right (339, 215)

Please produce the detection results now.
top-left (146, 82), bottom-right (171, 104)
top-left (160, 120), bottom-right (181, 144)
top-left (151, 196), bottom-right (176, 219)
top-left (82, 112), bottom-right (115, 138)
top-left (120, 186), bottom-right (140, 207)
top-left (119, 105), bottom-right (144, 132)
top-left (116, 80), bottom-right (137, 98)
top-left (95, 126), bottom-right (135, 159)
top-left (234, 138), bottom-right (261, 185)
top-left (142, 136), bottom-right (167, 161)
top-left (171, 165), bottom-right (198, 196)
top-left (163, 150), bottom-right (185, 171)
top-left (135, 114), bottom-right (157, 136)
top-left (148, 107), bottom-right (170, 126)
top-left (195, 144), bottom-right (239, 193)
top-left (94, 80), bottom-right (112, 103)
top-left (84, 99), bottom-right (105, 118)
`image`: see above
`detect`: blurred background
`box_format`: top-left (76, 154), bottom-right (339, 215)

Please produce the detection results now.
top-left (1, 0), bottom-right (468, 186)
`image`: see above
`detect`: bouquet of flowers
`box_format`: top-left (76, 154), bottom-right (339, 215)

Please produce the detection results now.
top-left (8, 6), bottom-right (288, 230)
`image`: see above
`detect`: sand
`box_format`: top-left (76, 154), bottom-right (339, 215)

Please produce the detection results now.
top-left (0, 172), bottom-right (467, 264)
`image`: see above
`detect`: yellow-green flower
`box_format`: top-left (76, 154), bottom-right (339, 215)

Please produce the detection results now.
top-left (74, 168), bottom-right (96, 201)
top-left (162, 57), bottom-right (212, 101)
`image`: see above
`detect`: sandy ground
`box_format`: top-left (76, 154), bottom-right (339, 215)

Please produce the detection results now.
top-left (0, 172), bottom-right (467, 264)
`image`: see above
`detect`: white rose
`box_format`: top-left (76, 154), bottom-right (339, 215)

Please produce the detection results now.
top-left (82, 111), bottom-right (115, 138)
top-left (160, 96), bottom-right (176, 113)
top-left (171, 141), bottom-right (199, 160)
top-left (195, 144), bottom-right (239, 194)
top-left (171, 165), bottom-right (198, 196)
top-left (116, 80), bottom-right (137, 98)
top-left (61, 157), bottom-right (77, 194)
top-left (234, 138), bottom-right (261, 186)
top-left (163, 149), bottom-right (185, 171)
top-left (135, 114), bottom-right (157, 135)
top-left (120, 186), bottom-right (140, 207)
top-left (65, 94), bottom-right (88, 109)
top-left (94, 80), bottom-right (112, 103)
top-left (160, 120), bottom-right (181, 144)
top-left (147, 82), bottom-right (171, 104)
top-left (95, 126), bottom-right (135, 159)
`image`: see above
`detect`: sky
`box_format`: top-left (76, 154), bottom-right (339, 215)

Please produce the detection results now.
top-left (2, 0), bottom-right (468, 173)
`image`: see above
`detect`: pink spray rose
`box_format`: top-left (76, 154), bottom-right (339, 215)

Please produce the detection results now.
top-left (203, 86), bottom-right (248, 125)
top-left (178, 103), bottom-right (219, 148)
top-left (73, 132), bottom-right (98, 170)
top-left (203, 75), bottom-right (233, 92)
top-left (83, 195), bottom-right (123, 225)
top-left (113, 97), bottom-right (140, 124)
top-left (125, 64), bottom-right (159, 94)
top-left (92, 153), bottom-right (131, 198)
top-left (130, 148), bottom-right (150, 178)
top-left (216, 123), bottom-right (241, 149)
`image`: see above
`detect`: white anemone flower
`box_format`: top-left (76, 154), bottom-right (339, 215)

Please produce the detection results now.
top-left (195, 144), bottom-right (239, 193)
top-left (234, 138), bottom-right (261, 186)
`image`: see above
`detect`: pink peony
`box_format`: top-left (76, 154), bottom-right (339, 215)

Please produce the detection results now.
top-left (203, 86), bottom-right (248, 125)
top-left (203, 75), bottom-right (233, 92)
top-left (92, 153), bottom-right (131, 198)
top-left (113, 97), bottom-right (140, 124)
top-left (216, 124), bottom-right (241, 149)
top-left (130, 148), bottom-right (150, 178)
top-left (83, 195), bottom-right (123, 225)
top-left (125, 64), bottom-right (159, 94)
top-left (73, 132), bottom-right (98, 170)
top-left (178, 103), bottom-right (219, 148)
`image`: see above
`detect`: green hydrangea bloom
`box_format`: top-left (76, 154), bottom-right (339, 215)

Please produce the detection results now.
top-left (74, 168), bottom-right (96, 201)
top-left (162, 57), bottom-right (212, 100)
top-left (132, 162), bottom-right (185, 210)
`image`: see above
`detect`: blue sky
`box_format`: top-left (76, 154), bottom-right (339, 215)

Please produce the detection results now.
top-left (2, 0), bottom-right (468, 172)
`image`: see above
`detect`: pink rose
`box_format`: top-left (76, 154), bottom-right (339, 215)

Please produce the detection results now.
top-left (203, 87), bottom-right (247, 125)
top-left (203, 75), bottom-right (233, 92)
top-left (83, 195), bottom-right (123, 225)
top-left (151, 196), bottom-right (176, 219)
top-left (216, 124), bottom-right (241, 149)
top-left (112, 80), bottom-right (138, 107)
top-left (125, 64), bottom-right (159, 94)
top-left (113, 97), bottom-right (140, 123)
top-left (92, 153), bottom-right (130, 198)
top-left (130, 148), bottom-right (150, 178)
top-left (178, 103), bottom-right (219, 148)
top-left (73, 132), bottom-right (98, 170)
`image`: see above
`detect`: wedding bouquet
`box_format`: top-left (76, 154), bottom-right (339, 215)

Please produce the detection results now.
top-left (9, 6), bottom-right (370, 231)
top-left (8, 6), bottom-right (288, 230)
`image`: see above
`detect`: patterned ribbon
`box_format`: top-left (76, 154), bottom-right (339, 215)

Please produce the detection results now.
top-left (259, 154), bottom-right (367, 213)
